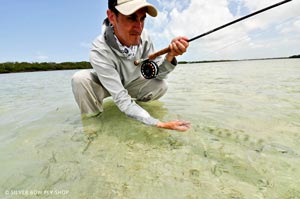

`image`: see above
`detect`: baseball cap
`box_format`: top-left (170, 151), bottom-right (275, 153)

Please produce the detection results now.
top-left (115, 0), bottom-right (158, 17)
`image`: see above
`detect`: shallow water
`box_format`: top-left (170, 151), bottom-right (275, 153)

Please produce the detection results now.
top-left (1, 59), bottom-right (300, 199)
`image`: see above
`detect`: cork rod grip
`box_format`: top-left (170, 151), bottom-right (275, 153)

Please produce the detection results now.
top-left (148, 47), bottom-right (170, 60)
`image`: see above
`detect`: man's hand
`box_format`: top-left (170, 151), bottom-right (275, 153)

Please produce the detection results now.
top-left (166, 36), bottom-right (189, 62)
top-left (157, 120), bottom-right (191, 132)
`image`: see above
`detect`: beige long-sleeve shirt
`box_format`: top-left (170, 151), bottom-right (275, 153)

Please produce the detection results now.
top-left (89, 24), bottom-right (177, 125)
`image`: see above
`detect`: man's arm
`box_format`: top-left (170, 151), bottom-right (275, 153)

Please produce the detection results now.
top-left (90, 35), bottom-right (191, 131)
top-left (156, 36), bottom-right (191, 131)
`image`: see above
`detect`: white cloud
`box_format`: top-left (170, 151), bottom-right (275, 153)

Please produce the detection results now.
top-left (147, 0), bottom-right (300, 60)
top-left (155, 0), bottom-right (191, 12)
top-left (35, 52), bottom-right (49, 62)
top-left (277, 17), bottom-right (300, 35)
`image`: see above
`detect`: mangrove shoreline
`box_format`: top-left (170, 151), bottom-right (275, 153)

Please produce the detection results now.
top-left (1, 55), bottom-right (299, 74)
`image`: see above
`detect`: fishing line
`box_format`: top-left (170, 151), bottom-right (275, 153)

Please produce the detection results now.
top-left (135, 0), bottom-right (293, 79)
top-left (198, 15), bottom-right (300, 59)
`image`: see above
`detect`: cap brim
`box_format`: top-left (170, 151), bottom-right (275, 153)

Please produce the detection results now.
top-left (116, 1), bottom-right (158, 17)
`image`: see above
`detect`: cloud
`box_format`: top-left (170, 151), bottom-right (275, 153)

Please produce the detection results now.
top-left (155, 0), bottom-right (191, 12)
top-left (35, 52), bottom-right (49, 62)
top-left (146, 0), bottom-right (300, 60)
top-left (277, 16), bottom-right (300, 35)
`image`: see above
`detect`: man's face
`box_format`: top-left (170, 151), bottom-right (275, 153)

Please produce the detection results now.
top-left (108, 8), bottom-right (147, 46)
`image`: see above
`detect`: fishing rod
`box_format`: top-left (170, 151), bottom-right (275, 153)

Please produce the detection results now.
top-left (136, 0), bottom-right (292, 79)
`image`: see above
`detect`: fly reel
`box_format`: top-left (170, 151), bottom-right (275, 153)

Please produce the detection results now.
top-left (140, 60), bottom-right (159, 79)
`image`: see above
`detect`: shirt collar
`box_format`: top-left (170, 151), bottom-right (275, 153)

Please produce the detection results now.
top-left (114, 35), bottom-right (138, 60)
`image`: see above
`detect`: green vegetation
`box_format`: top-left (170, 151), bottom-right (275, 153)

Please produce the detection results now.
top-left (289, 54), bottom-right (300, 58)
top-left (1, 54), bottom-right (299, 73)
top-left (179, 55), bottom-right (300, 64)
top-left (0, 61), bottom-right (92, 73)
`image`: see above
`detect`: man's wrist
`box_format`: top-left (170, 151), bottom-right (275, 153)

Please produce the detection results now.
top-left (157, 121), bottom-right (171, 129)
top-left (165, 54), bottom-right (177, 65)
top-left (165, 53), bottom-right (175, 62)
top-left (157, 121), bottom-right (163, 128)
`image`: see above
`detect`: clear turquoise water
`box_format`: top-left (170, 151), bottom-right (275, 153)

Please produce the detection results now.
top-left (1, 59), bottom-right (300, 199)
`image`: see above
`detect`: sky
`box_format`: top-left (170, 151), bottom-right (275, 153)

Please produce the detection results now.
top-left (0, 0), bottom-right (299, 63)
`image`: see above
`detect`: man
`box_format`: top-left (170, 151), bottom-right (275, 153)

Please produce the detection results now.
top-left (72, 0), bottom-right (190, 131)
